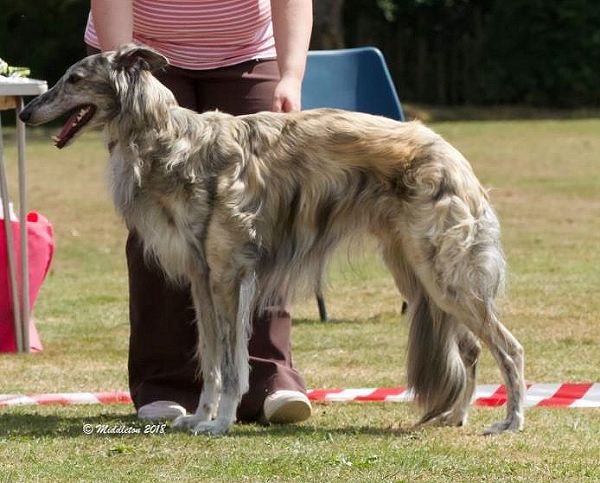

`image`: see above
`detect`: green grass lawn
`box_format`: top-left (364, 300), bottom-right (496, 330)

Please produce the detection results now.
top-left (1, 119), bottom-right (599, 482)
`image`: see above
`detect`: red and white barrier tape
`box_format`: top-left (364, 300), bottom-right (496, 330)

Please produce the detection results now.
top-left (0, 391), bottom-right (132, 407)
top-left (1, 384), bottom-right (599, 408)
top-left (307, 383), bottom-right (600, 407)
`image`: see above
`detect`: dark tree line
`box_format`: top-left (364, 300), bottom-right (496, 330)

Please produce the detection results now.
top-left (1, 0), bottom-right (599, 107)
top-left (326, 0), bottom-right (600, 107)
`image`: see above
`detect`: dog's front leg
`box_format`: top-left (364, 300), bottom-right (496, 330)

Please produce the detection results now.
top-left (195, 272), bottom-right (254, 435)
top-left (177, 270), bottom-right (255, 436)
top-left (172, 273), bottom-right (223, 432)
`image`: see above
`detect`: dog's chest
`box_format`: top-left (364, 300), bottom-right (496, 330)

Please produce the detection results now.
top-left (133, 190), bottom-right (204, 279)
top-left (108, 143), bottom-right (204, 278)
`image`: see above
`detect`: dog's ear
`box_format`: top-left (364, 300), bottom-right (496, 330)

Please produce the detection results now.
top-left (113, 44), bottom-right (169, 72)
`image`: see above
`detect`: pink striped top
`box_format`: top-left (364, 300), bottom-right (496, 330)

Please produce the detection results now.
top-left (84, 0), bottom-right (277, 70)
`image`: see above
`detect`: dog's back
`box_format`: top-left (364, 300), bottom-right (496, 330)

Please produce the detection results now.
top-left (201, 109), bottom-right (490, 305)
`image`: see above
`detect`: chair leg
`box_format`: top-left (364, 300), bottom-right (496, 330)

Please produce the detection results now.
top-left (316, 291), bottom-right (328, 322)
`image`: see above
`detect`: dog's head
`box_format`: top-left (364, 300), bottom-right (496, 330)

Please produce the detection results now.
top-left (19, 44), bottom-right (169, 148)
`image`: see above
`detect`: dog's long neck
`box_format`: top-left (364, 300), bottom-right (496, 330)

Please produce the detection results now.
top-left (105, 72), bottom-right (180, 215)
top-left (109, 71), bottom-right (176, 141)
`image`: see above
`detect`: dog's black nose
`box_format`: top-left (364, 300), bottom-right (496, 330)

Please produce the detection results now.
top-left (19, 108), bottom-right (31, 123)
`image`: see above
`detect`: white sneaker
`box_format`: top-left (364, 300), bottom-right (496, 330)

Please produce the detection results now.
top-left (137, 400), bottom-right (186, 421)
top-left (263, 390), bottom-right (312, 424)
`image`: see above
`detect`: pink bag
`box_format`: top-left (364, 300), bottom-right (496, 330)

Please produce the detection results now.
top-left (0, 212), bottom-right (54, 352)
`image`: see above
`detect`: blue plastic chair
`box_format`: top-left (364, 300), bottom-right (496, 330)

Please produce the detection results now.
top-left (301, 47), bottom-right (404, 320)
top-left (302, 47), bottom-right (404, 121)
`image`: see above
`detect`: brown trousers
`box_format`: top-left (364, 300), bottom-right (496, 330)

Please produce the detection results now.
top-left (88, 46), bottom-right (306, 421)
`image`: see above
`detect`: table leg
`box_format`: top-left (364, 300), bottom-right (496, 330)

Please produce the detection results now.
top-left (17, 97), bottom-right (30, 353)
top-left (0, 113), bottom-right (23, 352)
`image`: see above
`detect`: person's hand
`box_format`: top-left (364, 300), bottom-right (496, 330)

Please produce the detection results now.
top-left (272, 75), bottom-right (302, 113)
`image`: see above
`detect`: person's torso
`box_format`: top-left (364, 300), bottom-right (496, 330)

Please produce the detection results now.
top-left (85, 0), bottom-right (276, 69)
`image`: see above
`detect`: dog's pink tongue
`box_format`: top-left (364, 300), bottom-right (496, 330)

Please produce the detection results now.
top-left (58, 112), bottom-right (79, 140)
top-left (54, 111), bottom-right (80, 147)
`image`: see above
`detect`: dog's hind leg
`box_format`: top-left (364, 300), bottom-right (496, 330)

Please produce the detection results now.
top-left (475, 308), bottom-right (524, 435)
top-left (435, 293), bottom-right (525, 434)
top-left (418, 244), bottom-right (524, 434)
top-left (399, 189), bottom-right (525, 434)
top-left (452, 325), bottom-right (481, 424)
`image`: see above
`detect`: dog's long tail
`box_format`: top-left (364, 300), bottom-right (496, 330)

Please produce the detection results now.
top-left (406, 289), bottom-right (467, 425)
top-left (381, 238), bottom-right (470, 426)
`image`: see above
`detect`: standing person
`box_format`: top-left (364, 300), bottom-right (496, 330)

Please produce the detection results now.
top-left (85, 0), bottom-right (313, 424)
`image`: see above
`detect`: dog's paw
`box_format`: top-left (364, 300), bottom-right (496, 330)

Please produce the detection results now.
top-left (483, 416), bottom-right (523, 435)
top-left (172, 414), bottom-right (207, 431)
top-left (171, 415), bottom-right (231, 435)
top-left (191, 419), bottom-right (232, 436)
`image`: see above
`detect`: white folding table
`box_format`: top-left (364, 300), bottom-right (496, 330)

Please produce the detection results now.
top-left (0, 77), bottom-right (47, 353)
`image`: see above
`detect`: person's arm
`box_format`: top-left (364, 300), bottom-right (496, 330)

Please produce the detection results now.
top-left (270, 0), bottom-right (312, 112)
top-left (90, 0), bottom-right (133, 51)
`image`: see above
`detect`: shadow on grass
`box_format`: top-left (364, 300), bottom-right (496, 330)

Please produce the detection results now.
top-left (232, 422), bottom-right (419, 439)
top-left (0, 411), bottom-right (419, 440)
top-left (0, 412), bottom-right (139, 438)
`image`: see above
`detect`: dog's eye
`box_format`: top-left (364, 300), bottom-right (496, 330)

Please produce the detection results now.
top-left (67, 73), bottom-right (83, 84)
